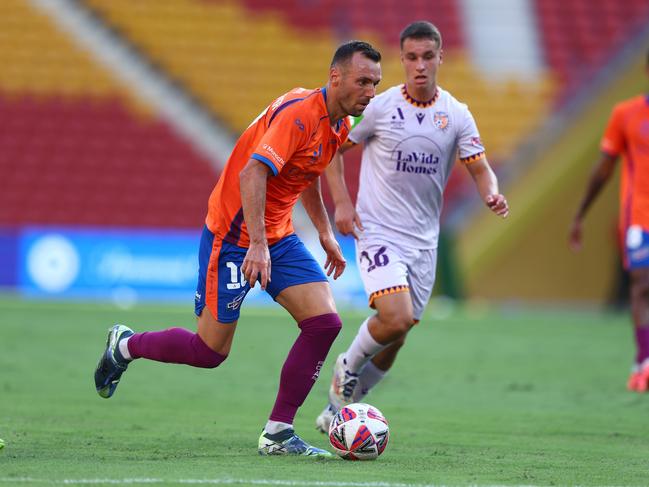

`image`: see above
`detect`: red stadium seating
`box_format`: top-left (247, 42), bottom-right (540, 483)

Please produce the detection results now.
top-left (0, 94), bottom-right (216, 228)
top-left (224, 0), bottom-right (465, 50)
top-left (534, 0), bottom-right (649, 99)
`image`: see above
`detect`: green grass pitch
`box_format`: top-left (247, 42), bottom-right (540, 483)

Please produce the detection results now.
top-left (1, 295), bottom-right (648, 486)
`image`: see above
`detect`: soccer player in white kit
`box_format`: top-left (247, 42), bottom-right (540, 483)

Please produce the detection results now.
top-left (316, 21), bottom-right (509, 432)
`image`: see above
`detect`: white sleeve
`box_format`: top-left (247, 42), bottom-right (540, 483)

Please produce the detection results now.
top-left (348, 100), bottom-right (377, 144)
top-left (457, 104), bottom-right (486, 163)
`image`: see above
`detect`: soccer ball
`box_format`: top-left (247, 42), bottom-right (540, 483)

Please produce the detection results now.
top-left (328, 402), bottom-right (389, 460)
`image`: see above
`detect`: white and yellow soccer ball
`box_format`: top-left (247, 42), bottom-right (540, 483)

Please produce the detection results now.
top-left (328, 403), bottom-right (389, 460)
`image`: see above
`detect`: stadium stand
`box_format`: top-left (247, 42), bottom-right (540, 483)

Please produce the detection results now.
top-left (81, 0), bottom-right (555, 211)
top-left (236, 0), bottom-right (464, 49)
top-left (534, 0), bottom-right (649, 99)
top-left (5, 0), bottom-right (646, 227)
top-left (2, 0), bottom-right (648, 302)
top-left (0, 0), bottom-right (216, 228)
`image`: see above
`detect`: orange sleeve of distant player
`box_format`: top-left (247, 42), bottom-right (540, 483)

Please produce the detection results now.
top-left (600, 105), bottom-right (626, 156)
top-left (250, 103), bottom-right (311, 176)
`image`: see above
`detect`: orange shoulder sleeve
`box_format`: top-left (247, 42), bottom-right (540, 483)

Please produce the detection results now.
top-left (601, 104), bottom-right (626, 156)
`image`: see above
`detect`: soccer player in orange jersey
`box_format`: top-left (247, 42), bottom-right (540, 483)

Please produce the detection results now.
top-left (570, 48), bottom-right (649, 392)
top-left (94, 41), bottom-right (382, 456)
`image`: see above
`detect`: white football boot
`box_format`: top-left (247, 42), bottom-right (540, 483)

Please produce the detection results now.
top-left (315, 354), bottom-right (365, 433)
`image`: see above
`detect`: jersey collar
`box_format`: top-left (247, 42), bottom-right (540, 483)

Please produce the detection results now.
top-left (401, 84), bottom-right (439, 108)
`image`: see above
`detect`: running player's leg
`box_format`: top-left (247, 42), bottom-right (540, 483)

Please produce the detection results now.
top-left (360, 246), bottom-right (436, 385)
top-left (624, 227), bottom-right (649, 391)
top-left (313, 243), bottom-right (411, 433)
top-left (336, 243), bottom-right (416, 385)
top-left (94, 227), bottom-right (244, 398)
top-left (316, 245), bottom-right (435, 432)
top-left (258, 235), bottom-right (340, 456)
top-left (628, 266), bottom-right (649, 391)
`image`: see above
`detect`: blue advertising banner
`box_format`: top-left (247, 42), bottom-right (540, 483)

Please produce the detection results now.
top-left (0, 228), bottom-right (18, 287)
top-left (18, 227), bottom-right (200, 302)
top-left (12, 226), bottom-right (366, 309)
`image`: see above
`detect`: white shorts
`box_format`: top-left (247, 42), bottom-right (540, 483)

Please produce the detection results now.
top-left (355, 238), bottom-right (437, 321)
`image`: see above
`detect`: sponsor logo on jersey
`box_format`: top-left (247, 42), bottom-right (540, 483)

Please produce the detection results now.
top-left (433, 111), bottom-right (449, 130)
top-left (471, 136), bottom-right (483, 147)
top-left (294, 118), bottom-right (305, 131)
top-left (415, 113), bottom-right (425, 124)
top-left (262, 143), bottom-right (285, 167)
top-left (394, 150), bottom-right (439, 174)
top-left (390, 107), bottom-right (406, 129)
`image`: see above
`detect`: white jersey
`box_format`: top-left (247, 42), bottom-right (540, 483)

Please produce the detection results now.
top-left (349, 84), bottom-right (485, 249)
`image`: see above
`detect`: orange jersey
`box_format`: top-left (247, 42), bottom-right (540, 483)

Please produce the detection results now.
top-left (206, 87), bottom-right (350, 247)
top-left (601, 95), bottom-right (649, 231)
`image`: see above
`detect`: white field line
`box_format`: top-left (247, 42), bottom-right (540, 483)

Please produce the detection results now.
top-left (0, 478), bottom-right (550, 487)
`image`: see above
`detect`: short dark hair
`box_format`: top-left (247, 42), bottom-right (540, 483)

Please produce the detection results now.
top-left (330, 40), bottom-right (381, 68)
top-left (399, 21), bottom-right (442, 49)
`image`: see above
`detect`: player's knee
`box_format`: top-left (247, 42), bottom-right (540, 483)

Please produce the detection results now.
top-left (299, 312), bottom-right (342, 340)
top-left (192, 332), bottom-right (228, 369)
top-left (201, 351), bottom-right (228, 369)
top-left (379, 310), bottom-right (415, 337)
top-left (390, 335), bottom-right (407, 350)
top-left (632, 272), bottom-right (649, 298)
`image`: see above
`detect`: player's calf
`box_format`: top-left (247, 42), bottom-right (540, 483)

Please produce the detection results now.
top-left (127, 328), bottom-right (227, 368)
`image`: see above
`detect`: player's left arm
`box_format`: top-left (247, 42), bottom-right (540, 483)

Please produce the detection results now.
top-left (458, 106), bottom-right (508, 218)
top-left (465, 157), bottom-right (509, 218)
top-left (301, 178), bottom-right (346, 279)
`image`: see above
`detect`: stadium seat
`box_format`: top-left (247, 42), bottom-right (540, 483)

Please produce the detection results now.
top-left (534, 0), bottom-right (649, 100)
top-left (0, 1), bottom-right (217, 228)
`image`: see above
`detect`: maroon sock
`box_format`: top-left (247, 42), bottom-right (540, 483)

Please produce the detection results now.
top-left (635, 325), bottom-right (649, 365)
top-left (269, 313), bottom-right (342, 424)
top-left (127, 327), bottom-right (226, 368)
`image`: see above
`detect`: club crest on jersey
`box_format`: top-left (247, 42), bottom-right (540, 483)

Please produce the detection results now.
top-left (433, 111), bottom-right (449, 130)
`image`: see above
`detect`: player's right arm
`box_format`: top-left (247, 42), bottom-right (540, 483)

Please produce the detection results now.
top-left (240, 159), bottom-right (273, 289)
top-left (569, 104), bottom-right (624, 251)
top-left (324, 142), bottom-right (364, 239)
top-left (239, 91), bottom-right (315, 288)
top-left (569, 152), bottom-right (618, 251)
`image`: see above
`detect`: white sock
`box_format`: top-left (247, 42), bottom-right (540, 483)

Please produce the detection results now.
top-left (118, 336), bottom-right (132, 361)
top-left (344, 318), bottom-right (386, 373)
top-left (265, 420), bottom-right (293, 435)
top-left (358, 360), bottom-right (386, 399)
